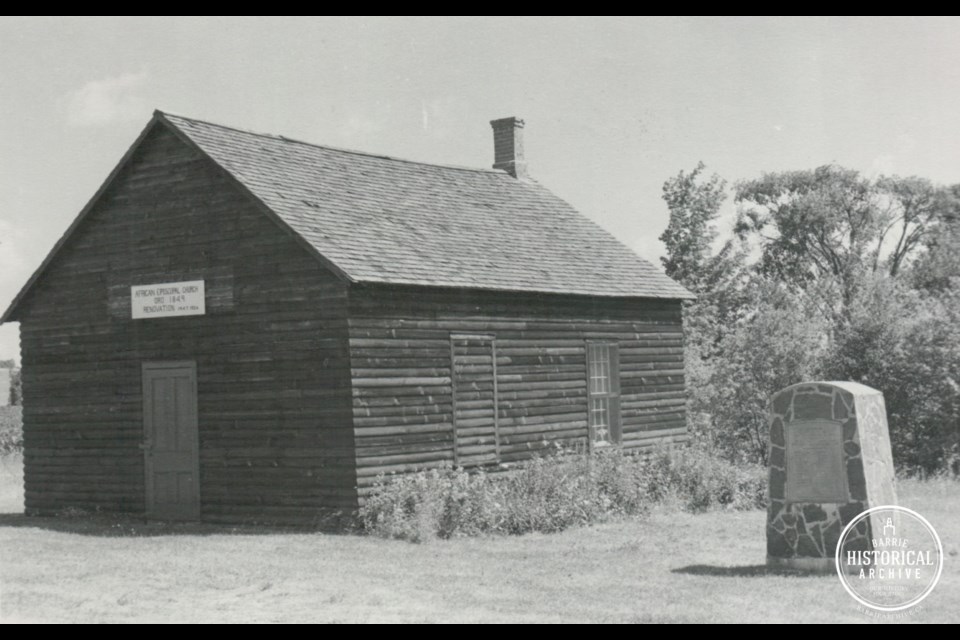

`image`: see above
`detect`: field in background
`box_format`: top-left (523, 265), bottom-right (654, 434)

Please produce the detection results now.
top-left (0, 453), bottom-right (956, 623)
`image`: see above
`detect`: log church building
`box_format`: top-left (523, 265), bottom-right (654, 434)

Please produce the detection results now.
top-left (1, 112), bottom-right (692, 524)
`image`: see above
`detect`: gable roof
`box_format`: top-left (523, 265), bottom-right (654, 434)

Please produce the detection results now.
top-left (2, 111), bottom-right (693, 322)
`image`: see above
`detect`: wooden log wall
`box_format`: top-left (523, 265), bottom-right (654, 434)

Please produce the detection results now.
top-left (16, 124), bottom-right (356, 525)
top-left (348, 285), bottom-right (689, 496)
top-left (451, 334), bottom-right (499, 467)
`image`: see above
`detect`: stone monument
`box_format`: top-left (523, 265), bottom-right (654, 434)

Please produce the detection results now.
top-left (766, 381), bottom-right (897, 571)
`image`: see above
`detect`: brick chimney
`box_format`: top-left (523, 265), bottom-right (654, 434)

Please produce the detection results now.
top-left (490, 117), bottom-right (527, 179)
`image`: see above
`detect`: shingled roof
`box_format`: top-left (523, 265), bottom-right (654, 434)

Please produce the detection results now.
top-left (168, 112), bottom-right (692, 299)
top-left (2, 112), bottom-right (693, 322)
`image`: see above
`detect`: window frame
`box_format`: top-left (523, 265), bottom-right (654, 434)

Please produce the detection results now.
top-left (586, 341), bottom-right (622, 449)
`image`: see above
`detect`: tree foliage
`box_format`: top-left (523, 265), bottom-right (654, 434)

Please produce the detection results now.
top-left (734, 166), bottom-right (948, 322)
top-left (911, 191), bottom-right (960, 293)
top-left (659, 162), bottom-right (748, 354)
top-left (9, 368), bottom-right (21, 407)
top-left (823, 277), bottom-right (960, 474)
top-left (707, 285), bottom-right (828, 464)
top-left (663, 163), bottom-right (960, 474)
top-left (659, 162), bottom-right (727, 293)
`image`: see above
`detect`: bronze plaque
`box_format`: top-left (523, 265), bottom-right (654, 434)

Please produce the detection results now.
top-left (785, 420), bottom-right (847, 502)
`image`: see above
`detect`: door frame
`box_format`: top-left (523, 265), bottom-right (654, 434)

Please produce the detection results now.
top-left (142, 360), bottom-right (200, 520)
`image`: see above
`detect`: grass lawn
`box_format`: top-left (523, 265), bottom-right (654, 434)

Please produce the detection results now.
top-left (0, 454), bottom-right (957, 623)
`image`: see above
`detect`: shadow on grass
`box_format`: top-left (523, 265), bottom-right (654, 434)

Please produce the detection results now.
top-left (0, 512), bottom-right (357, 538)
top-left (672, 564), bottom-right (830, 578)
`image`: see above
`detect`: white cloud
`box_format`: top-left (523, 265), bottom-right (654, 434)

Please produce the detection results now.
top-left (66, 71), bottom-right (148, 126)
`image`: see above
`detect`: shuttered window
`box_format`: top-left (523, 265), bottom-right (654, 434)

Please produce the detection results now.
top-left (451, 334), bottom-right (500, 467)
top-left (586, 342), bottom-right (621, 447)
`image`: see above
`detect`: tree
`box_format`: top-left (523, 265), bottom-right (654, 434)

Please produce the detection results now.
top-left (658, 163), bottom-right (759, 455)
top-left (875, 176), bottom-right (951, 277)
top-left (911, 185), bottom-right (960, 293)
top-left (706, 281), bottom-right (828, 464)
top-left (661, 160), bottom-right (960, 474)
top-left (823, 276), bottom-right (960, 473)
top-left (734, 166), bottom-right (948, 323)
top-left (9, 368), bottom-right (21, 406)
top-left (659, 162), bottom-right (748, 353)
top-left (659, 162), bottom-right (727, 293)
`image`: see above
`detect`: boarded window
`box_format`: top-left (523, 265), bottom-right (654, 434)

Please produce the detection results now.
top-left (587, 342), bottom-right (621, 447)
top-left (451, 334), bottom-right (500, 467)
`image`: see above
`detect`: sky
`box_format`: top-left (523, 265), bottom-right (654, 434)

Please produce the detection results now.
top-left (2, 16), bottom-right (960, 365)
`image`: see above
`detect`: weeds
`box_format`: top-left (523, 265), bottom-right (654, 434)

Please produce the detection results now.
top-left (360, 444), bottom-right (767, 542)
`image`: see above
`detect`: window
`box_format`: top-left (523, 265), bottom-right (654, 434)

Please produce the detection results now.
top-left (586, 342), bottom-right (621, 447)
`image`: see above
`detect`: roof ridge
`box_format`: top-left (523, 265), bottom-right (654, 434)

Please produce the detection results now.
top-left (1, 109), bottom-right (695, 323)
top-left (155, 109), bottom-right (508, 176)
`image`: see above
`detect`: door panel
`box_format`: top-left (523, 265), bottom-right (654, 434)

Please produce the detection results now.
top-left (143, 361), bottom-right (200, 520)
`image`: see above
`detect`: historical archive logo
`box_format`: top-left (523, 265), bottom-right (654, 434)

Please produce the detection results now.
top-left (835, 505), bottom-right (943, 612)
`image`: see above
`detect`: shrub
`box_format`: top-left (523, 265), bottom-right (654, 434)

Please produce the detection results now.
top-left (644, 444), bottom-right (767, 512)
top-left (698, 285), bottom-right (829, 466)
top-left (0, 406), bottom-right (22, 455)
top-left (360, 444), bottom-right (767, 542)
top-left (494, 449), bottom-right (654, 535)
top-left (820, 276), bottom-right (960, 475)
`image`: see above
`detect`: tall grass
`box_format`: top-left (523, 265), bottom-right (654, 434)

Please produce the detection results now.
top-left (360, 445), bottom-right (767, 542)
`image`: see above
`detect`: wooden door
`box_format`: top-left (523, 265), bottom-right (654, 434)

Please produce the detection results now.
top-left (451, 334), bottom-right (500, 466)
top-left (142, 361), bottom-right (200, 520)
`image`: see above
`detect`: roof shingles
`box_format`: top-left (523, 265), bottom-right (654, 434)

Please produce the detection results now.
top-left (163, 112), bottom-right (694, 300)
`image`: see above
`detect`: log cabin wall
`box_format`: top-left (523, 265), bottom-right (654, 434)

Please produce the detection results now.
top-left (347, 284), bottom-right (688, 498)
top-left (14, 124), bottom-right (356, 524)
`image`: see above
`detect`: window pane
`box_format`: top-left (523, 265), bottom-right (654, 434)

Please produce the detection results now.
top-left (588, 344), bottom-right (611, 396)
top-left (592, 397), bottom-right (610, 444)
top-left (588, 343), bottom-right (617, 446)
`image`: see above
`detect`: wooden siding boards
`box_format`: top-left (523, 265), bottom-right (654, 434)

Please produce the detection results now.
top-left (451, 334), bottom-right (500, 467)
top-left (17, 125), bottom-right (356, 525)
top-left (348, 284), bottom-right (689, 495)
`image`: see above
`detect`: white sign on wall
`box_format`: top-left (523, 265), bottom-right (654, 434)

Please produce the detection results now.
top-left (131, 280), bottom-right (206, 319)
